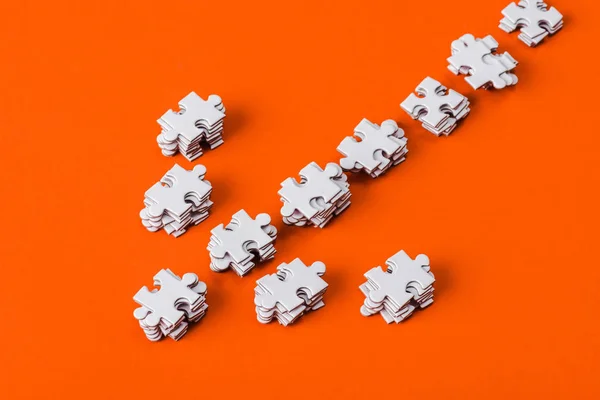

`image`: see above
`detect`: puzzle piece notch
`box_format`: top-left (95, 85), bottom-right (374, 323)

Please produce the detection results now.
top-left (158, 92), bottom-right (225, 142)
top-left (255, 259), bottom-right (327, 311)
top-left (447, 34), bottom-right (518, 90)
top-left (278, 162), bottom-right (345, 219)
top-left (364, 250), bottom-right (434, 307)
top-left (209, 210), bottom-right (275, 262)
top-left (133, 269), bottom-right (202, 327)
top-left (145, 164), bottom-right (212, 218)
top-left (337, 118), bottom-right (405, 173)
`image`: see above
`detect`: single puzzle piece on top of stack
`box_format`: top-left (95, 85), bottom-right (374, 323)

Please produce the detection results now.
top-left (140, 163), bottom-right (213, 237)
top-left (278, 162), bottom-right (351, 228)
top-left (447, 34), bottom-right (518, 90)
top-left (133, 269), bottom-right (208, 341)
top-left (207, 209), bottom-right (278, 277)
top-left (157, 92), bottom-right (226, 161)
top-left (401, 76), bottom-right (470, 136)
top-left (255, 259), bottom-right (328, 326)
top-left (337, 118), bottom-right (408, 178)
top-left (499, 1), bottom-right (563, 47)
top-left (360, 250), bottom-right (435, 324)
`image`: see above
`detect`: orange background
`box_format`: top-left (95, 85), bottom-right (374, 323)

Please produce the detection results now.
top-left (1, 0), bottom-right (599, 398)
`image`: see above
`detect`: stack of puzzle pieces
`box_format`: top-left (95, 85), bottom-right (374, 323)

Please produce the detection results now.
top-left (360, 250), bottom-right (435, 324)
top-left (499, 1), bottom-right (563, 47)
top-left (207, 209), bottom-right (278, 277)
top-left (279, 162), bottom-right (351, 228)
top-left (140, 164), bottom-right (213, 237)
top-left (157, 92), bottom-right (226, 161)
top-left (337, 118), bottom-right (408, 177)
top-left (447, 34), bottom-right (518, 90)
top-left (401, 77), bottom-right (470, 136)
top-left (133, 269), bottom-right (208, 341)
top-left (255, 259), bottom-right (328, 326)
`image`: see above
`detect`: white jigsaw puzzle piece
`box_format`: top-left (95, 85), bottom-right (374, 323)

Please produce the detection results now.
top-left (133, 269), bottom-right (203, 328)
top-left (447, 34), bottom-right (518, 90)
top-left (337, 118), bottom-right (405, 173)
top-left (254, 259), bottom-right (327, 311)
top-left (278, 162), bottom-right (345, 219)
top-left (500, 1), bottom-right (563, 46)
top-left (401, 77), bottom-right (468, 129)
top-left (144, 164), bottom-right (212, 218)
top-left (364, 251), bottom-right (434, 308)
top-left (158, 92), bottom-right (225, 143)
top-left (209, 209), bottom-right (276, 262)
